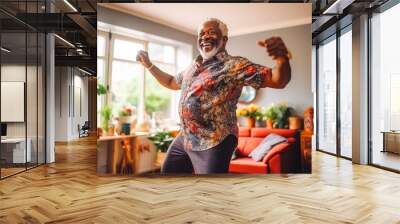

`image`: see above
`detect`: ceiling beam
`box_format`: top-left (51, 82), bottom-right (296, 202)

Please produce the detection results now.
top-left (55, 55), bottom-right (96, 73)
top-left (67, 13), bottom-right (96, 38)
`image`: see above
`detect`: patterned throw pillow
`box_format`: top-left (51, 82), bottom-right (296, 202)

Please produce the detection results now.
top-left (249, 134), bottom-right (287, 162)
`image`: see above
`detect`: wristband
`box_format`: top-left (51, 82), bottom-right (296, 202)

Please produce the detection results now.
top-left (147, 63), bottom-right (155, 70)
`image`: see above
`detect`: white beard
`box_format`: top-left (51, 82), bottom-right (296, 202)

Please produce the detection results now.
top-left (198, 40), bottom-right (223, 60)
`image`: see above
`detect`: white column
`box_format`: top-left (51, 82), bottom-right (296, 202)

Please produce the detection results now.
top-left (46, 33), bottom-right (55, 163)
top-left (352, 14), bottom-right (369, 164)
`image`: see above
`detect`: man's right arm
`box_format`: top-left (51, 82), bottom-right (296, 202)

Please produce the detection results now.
top-left (136, 50), bottom-right (181, 90)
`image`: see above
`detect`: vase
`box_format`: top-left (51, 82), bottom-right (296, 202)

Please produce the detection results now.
top-left (108, 126), bottom-right (115, 136)
top-left (121, 123), bottom-right (130, 135)
top-left (266, 119), bottom-right (273, 129)
top-left (288, 116), bottom-right (302, 130)
top-left (304, 107), bottom-right (314, 133)
top-left (255, 119), bottom-right (266, 127)
top-left (246, 118), bottom-right (255, 128)
top-left (97, 128), bottom-right (103, 138)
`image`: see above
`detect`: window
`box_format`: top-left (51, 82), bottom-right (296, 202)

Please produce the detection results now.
top-left (390, 74), bottom-right (400, 130)
top-left (97, 32), bottom-right (108, 125)
top-left (98, 30), bottom-right (187, 126)
top-left (145, 43), bottom-right (176, 119)
top-left (109, 36), bottom-right (144, 116)
top-left (317, 36), bottom-right (337, 154)
top-left (371, 2), bottom-right (400, 171)
top-left (317, 27), bottom-right (353, 159)
top-left (339, 28), bottom-right (352, 158)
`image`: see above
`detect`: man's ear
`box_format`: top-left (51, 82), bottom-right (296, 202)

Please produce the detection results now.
top-left (223, 36), bottom-right (228, 43)
top-left (222, 36), bottom-right (228, 48)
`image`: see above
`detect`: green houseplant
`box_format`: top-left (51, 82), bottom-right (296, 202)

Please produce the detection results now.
top-left (264, 103), bottom-right (295, 129)
top-left (264, 105), bottom-right (278, 128)
top-left (100, 105), bottom-right (112, 134)
top-left (148, 131), bottom-right (174, 153)
top-left (97, 83), bottom-right (107, 96)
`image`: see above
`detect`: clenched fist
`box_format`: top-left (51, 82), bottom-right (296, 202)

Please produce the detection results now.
top-left (257, 37), bottom-right (291, 61)
top-left (136, 50), bottom-right (152, 68)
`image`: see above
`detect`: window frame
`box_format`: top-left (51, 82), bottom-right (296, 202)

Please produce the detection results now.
top-left (315, 24), bottom-right (353, 161)
top-left (98, 30), bottom-right (180, 123)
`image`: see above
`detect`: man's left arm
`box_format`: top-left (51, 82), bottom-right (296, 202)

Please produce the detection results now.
top-left (258, 37), bottom-right (291, 89)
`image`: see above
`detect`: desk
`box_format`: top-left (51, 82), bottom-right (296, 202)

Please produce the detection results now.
top-left (1, 138), bottom-right (31, 163)
top-left (381, 131), bottom-right (400, 154)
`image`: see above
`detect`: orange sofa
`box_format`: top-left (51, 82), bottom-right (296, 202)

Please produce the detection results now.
top-left (229, 127), bottom-right (301, 174)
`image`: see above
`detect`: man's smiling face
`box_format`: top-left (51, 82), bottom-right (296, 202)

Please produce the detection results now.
top-left (197, 21), bottom-right (227, 59)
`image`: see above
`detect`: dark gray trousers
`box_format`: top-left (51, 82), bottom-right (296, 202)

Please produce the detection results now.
top-left (161, 134), bottom-right (238, 174)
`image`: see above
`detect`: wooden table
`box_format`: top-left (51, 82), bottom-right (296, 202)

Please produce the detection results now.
top-left (381, 131), bottom-right (400, 154)
top-left (97, 133), bottom-right (148, 175)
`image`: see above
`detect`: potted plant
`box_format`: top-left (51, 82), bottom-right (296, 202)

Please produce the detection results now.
top-left (97, 83), bottom-right (107, 95)
top-left (119, 106), bottom-right (133, 135)
top-left (264, 104), bottom-right (278, 129)
top-left (255, 111), bottom-right (266, 127)
top-left (100, 105), bottom-right (112, 136)
top-left (274, 103), bottom-right (295, 129)
top-left (236, 104), bottom-right (262, 128)
top-left (148, 131), bottom-right (174, 153)
top-left (263, 103), bottom-right (295, 129)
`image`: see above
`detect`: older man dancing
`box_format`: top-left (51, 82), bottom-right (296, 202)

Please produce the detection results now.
top-left (136, 18), bottom-right (291, 174)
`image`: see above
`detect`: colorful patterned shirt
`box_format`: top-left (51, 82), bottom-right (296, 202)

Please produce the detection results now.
top-left (176, 50), bottom-right (271, 151)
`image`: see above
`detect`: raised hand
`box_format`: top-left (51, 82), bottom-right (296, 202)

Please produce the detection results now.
top-left (136, 50), bottom-right (152, 68)
top-left (257, 37), bottom-right (291, 61)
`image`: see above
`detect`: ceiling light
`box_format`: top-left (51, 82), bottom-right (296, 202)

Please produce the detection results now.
top-left (54, 34), bottom-right (75, 48)
top-left (78, 67), bottom-right (92, 76)
top-left (323, 0), bottom-right (355, 15)
top-left (63, 0), bottom-right (78, 12)
top-left (1, 47), bottom-right (11, 53)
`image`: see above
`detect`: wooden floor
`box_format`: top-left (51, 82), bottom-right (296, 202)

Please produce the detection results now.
top-left (372, 150), bottom-right (400, 171)
top-left (0, 137), bottom-right (400, 224)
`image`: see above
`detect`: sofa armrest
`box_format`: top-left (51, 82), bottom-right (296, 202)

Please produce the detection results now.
top-left (261, 142), bottom-right (291, 164)
top-left (287, 137), bottom-right (296, 143)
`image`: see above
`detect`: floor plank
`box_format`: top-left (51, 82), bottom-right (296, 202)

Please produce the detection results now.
top-left (0, 136), bottom-right (399, 223)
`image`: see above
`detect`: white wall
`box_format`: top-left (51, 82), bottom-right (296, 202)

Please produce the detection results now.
top-left (1, 64), bottom-right (46, 163)
top-left (227, 24), bottom-right (313, 117)
top-left (1, 65), bottom-right (37, 137)
top-left (55, 67), bottom-right (89, 141)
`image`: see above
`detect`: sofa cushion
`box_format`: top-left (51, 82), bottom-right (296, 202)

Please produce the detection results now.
top-left (249, 134), bottom-right (287, 162)
top-left (236, 137), bottom-right (263, 157)
top-left (238, 127), bottom-right (251, 137)
top-left (229, 157), bottom-right (267, 174)
top-left (251, 128), bottom-right (297, 138)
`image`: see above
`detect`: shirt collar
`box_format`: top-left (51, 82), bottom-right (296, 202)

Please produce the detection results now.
top-left (194, 50), bottom-right (228, 68)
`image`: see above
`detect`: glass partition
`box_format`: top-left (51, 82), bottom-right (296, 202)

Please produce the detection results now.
top-left (370, 3), bottom-right (400, 171)
top-left (339, 28), bottom-right (352, 158)
top-left (317, 36), bottom-right (337, 154)
top-left (0, 1), bottom-right (46, 179)
top-left (0, 31), bottom-right (28, 177)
